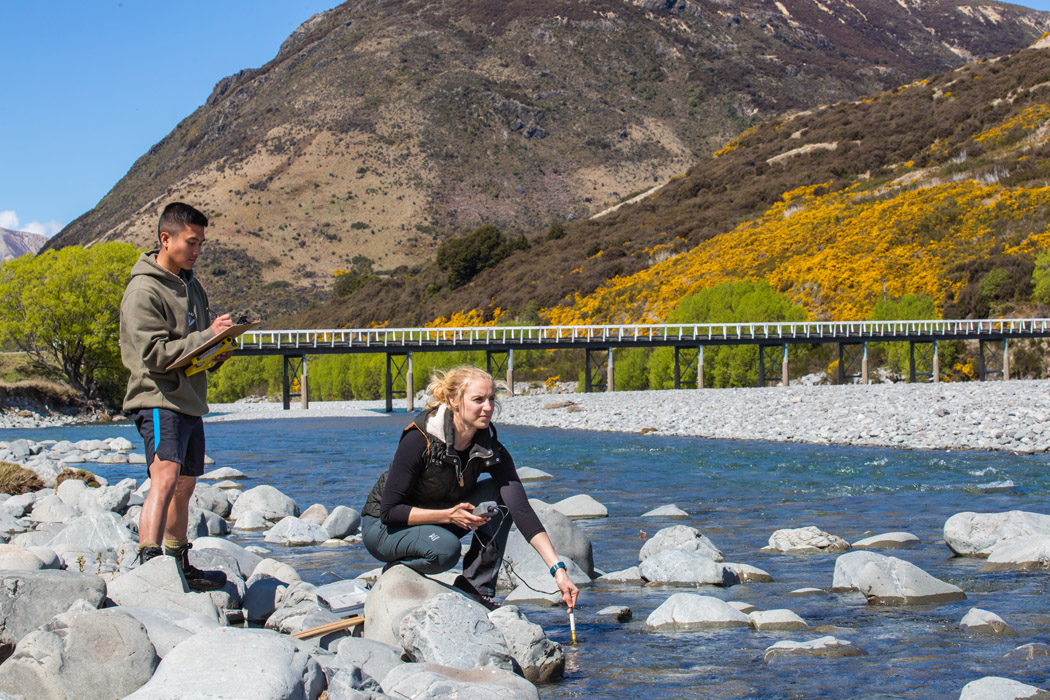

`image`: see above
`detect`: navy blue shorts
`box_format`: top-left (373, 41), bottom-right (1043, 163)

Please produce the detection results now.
top-left (132, 408), bottom-right (206, 477)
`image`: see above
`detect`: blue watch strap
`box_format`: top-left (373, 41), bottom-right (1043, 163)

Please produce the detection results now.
top-left (550, 561), bottom-right (566, 577)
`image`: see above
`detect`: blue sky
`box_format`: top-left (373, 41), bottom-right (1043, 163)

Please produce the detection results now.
top-left (2, 1), bottom-right (1050, 238)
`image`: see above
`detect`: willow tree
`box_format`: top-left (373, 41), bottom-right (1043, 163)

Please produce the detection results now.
top-left (0, 242), bottom-right (139, 405)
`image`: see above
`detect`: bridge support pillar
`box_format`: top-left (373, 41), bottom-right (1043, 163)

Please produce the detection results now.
top-left (486, 350), bottom-right (514, 396)
top-left (607, 348), bottom-right (615, 392)
top-left (932, 342), bottom-right (940, 383)
top-left (282, 354), bottom-right (307, 410)
top-left (300, 355), bottom-right (309, 409)
top-left (978, 338), bottom-right (1007, 381)
top-left (385, 352), bottom-right (412, 412)
top-left (584, 348), bottom-right (610, 393)
top-left (908, 341), bottom-right (936, 383)
top-left (758, 344), bottom-right (783, 387)
top-left (838, 343), bottom-right (866, 384)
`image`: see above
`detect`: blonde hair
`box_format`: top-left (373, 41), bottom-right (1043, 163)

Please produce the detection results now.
top-left (425, 365), bottom-right (501, 414)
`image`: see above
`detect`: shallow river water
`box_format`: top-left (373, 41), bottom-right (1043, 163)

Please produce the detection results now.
top-left (8, 411), bottom-right (1050, 699)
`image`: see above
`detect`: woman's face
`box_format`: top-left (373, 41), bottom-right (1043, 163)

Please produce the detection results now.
top-left (452, 378), bottom-right (496, 433)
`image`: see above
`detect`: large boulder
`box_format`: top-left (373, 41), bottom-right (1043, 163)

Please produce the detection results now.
top-left (0, 570), bottom-right (107, 653)
top-left (0, 545), bottom-right (44, 571)
top-left (504, 507), bottom-right (594, 577)
top-left (192, 483), bottom-right (232, 518)
top-left (639, 525), bottom-right (723, 563)
top-left (76, 482), bottom-right (133, 515)
top-left (853, 554), bottom-right (966, 605)
top-left (27, 495), bottom-right (78, 524)
top-left (123, 627), bottom-right (326, 700)
top-left (323, 506), bottom-right (362, 539)
top-left (113, 606), bottom-right (223, 657)
top-left (489, 605), bottom-right (565, 683)
top-left (832, 551), bottom-right (888, 591)
top-left (229, 485), bottom-right (299, 522)
top-left (644, 593), bottom-right (750, 631)
top-left (264, 516), bottom-right (330, 546)
top-left (44, 511), bottom-right (136, 552)
top-left (0, 609), bottom-right (157, 700)
top-left (638, 549), bottom-right (738, 586)
top-left (983, 536), bottom-right (1050, 571)
top-left (498, 552), bottom-right (590, 596)
top-left (381, 663), bottom-right (539, 700)
top-left (763, 636), bottom-right (865, 662)
top-left (943, 511), bottom-right (1050, 557)
top-left (958, 677), bottom-right (1050, 700)
top-left (398, 593), bottom-right (516, 672)
top-left (763, 526), bottom-right (850, 554)
top-left (105, 556), bottom-right (223, 622)
top-left (363, 566), bottom-right (455, 647)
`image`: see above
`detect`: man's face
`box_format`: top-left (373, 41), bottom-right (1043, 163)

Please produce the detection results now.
top-left (161, 224), bottom-right (206, 271)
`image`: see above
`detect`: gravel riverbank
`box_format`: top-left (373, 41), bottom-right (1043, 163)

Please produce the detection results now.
top-left (6, 381), bottom-right (1049, 454)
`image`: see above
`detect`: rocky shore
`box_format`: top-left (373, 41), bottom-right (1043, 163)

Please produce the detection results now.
top-left (7, 381), bottom-right (1050, 455)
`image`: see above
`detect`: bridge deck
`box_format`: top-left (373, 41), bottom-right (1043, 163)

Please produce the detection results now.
top-left (235, 318), bottom-right (1050, 355)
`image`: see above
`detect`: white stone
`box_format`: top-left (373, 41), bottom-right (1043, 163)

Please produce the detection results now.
top-left (943, 511), bottom-right (1050, 557)
top-left (852, 531), bottom-right (920, 549)
top-left (764, 636), bottom-right (865, 662)
top-left (961, 608), bottom-right (1015, 636)
top-left (639, 549), bottom-right (735, 586)
top-left (264, 516), bottom-right (330, 546)
top-left (644, 593), bottom-right (750, 631)
top-left (550, 494), bottom-right (608, 519)
top-left (983, 535), bottom-right (1050, 571)
top-left (641, 504), bottom-right (690, 519)
top-left (749, 609), bottom-right (808, 631)
top-left (639, 525), bottom-right (723, 563)
top-left (200, 467), bottom-right (246, 480)
top-left (833, 551), bottom-right (888, 591)
top-left (229, 484), bottom-right (299, 522)
top-left (854, 554), bottom-right (966, 605)
top-left (516, 467), bottom-right (553, 482)
top-left (764, 526), bottom-right (850, 553)
top-left (105, 556), bottom-right (223, 622)
top-left (959, 676), bottom-right (1050, 700)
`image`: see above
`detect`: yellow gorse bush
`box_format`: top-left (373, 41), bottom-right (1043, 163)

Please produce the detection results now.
top-left (545, 180), bottom-right (1050, 325)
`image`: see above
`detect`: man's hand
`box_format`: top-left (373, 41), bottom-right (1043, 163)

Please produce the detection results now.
top-left (210, 313), bottom-right (233, 335)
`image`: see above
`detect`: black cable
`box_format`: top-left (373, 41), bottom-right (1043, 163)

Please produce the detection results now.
top-left (472, 504), bottom-right (562, 597)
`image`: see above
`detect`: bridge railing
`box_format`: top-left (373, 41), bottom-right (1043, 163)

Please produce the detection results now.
top-left (238, 318), bottom-right (1050, 350)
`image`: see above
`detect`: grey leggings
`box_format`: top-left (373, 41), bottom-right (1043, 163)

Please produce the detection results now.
top-left (361, 479), bottom-right (512, 597)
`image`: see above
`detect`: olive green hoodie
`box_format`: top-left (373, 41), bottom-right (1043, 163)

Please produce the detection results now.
top-left (120, 250), bottom-right (216, 416)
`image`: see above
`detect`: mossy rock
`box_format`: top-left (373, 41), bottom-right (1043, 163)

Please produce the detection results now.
top-left (0, 461), bottom-right (45, 495)
top-left (56, 468), bottom-right (101, 488)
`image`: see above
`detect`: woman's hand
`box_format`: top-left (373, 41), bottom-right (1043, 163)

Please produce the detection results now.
top-left (554, 568), bottom-right (579, 611)
top-left (447, 502), bottom-right (489, 530)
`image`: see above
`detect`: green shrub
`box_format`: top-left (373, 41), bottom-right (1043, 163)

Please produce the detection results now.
top-left (55, 468), bottom-right (100, 488)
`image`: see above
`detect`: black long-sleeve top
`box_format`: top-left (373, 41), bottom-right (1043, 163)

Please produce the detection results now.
top-left (379, 427), bottom-right (546, 541)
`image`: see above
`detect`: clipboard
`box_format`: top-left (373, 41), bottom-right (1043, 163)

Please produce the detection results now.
top-left (166, 321), bottom-right (261, 375)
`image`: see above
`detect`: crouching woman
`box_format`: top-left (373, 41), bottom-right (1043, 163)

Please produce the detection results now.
top-left (361, 366), bottom-right (578, 611)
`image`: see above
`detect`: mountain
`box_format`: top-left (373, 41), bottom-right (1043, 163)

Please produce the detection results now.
top-left (46, 0), bottom-right (1050, 319)
top-left (0, 228), bottom-right (47, 262)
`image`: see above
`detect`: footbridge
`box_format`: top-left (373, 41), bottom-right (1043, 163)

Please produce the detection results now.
top-left (233, 318), bottom-right (1050, 411)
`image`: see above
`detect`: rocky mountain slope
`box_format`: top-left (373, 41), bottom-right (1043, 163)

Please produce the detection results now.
top-left (0, 229), bottom-right (47, 262)
top-left (46, 0), bottom-right (1050, 319)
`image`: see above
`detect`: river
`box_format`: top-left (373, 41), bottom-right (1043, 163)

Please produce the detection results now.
top-left (6, 413), bottom-right (1049, 699)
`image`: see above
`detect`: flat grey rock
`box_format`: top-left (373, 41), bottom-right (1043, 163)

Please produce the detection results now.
top-left (381, 662), bottom-right (539, 700)
top-left (854, 553), bottom-right (966, 605)
top-left (723, 562), bottom-right (773, 583)
top-left (192, 537), bottom-right (264, 579)
top-left (983, 535), bottom-right (1050, 571)
top-left (323, 506), bottom-right (362, 539)
top-left (598, 566), bottom-right (643, 584)
top-left (639, 549), bottom-right (737, 586)
top-left (105, 556), bottom-right (223, 622)
top-left (234, 509), bottom-right (269, 531)
top-left (749, 609), bottom-right (808, 631)
top-left (123, 627), bottom-right (326, 700)
top-left (550, 494), bottom-right (608, 519)
top-left (516, 467), bottom-right (553, 482)
top-left (639, 525), bottom-right (724, 563)
top-left (113, 605), bottom-right (223, 657)
top-left (332, 637), bottom-right (405, 688)
top-left (200, 467), bottom-right (246, 480)
top-left (0, 544), bottom-right (43, 571)
top-left (833, 551), bottom-right (888, 591)
top-left (44, 511), bottom-right (136, 552)
top-left (596, 605), bottom-right (632, 622)
top-left (363, 566), bottom-right (460, 647)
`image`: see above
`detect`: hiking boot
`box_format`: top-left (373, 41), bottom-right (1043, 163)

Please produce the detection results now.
top-left (166, 542), bottom-right (227, 591)
top-left (453, 574), bottom-right (501, 611)
top-left (136, 545), bottom-right (163, 566)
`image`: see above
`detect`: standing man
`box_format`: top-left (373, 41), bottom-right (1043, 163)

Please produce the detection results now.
top-left (120, 202), bottom-right (231, 590)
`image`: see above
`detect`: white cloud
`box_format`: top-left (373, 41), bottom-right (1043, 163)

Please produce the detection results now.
top-left (22, 220), bottom-right (64, 238)
top-left (0, 211), bottom-right (64, 237)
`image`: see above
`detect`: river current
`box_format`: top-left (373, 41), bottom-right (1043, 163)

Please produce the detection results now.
top-left (8, 412), bottom-right (1050, 699)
